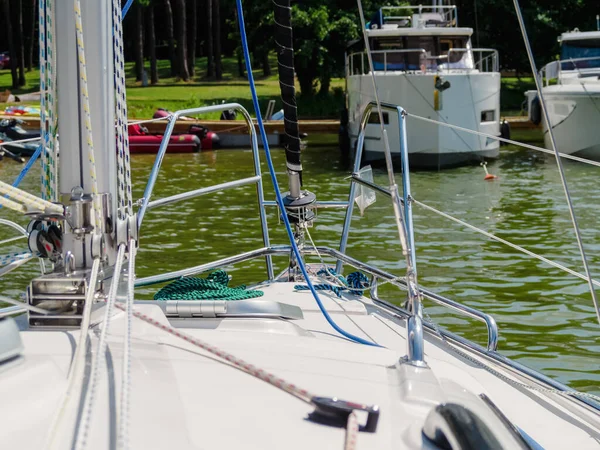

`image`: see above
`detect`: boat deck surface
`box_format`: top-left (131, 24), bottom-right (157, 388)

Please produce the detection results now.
top-left (1, 281), bottom-right (599, 449)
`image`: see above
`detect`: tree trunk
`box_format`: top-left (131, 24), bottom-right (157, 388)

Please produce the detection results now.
top-left (174, 0), bottom-right (189, 80)
top-left (213, 0), bottom-right (222, 80)
top-left (318, 76), bottom-right (330, 96)
top-left (27, 0), bottom-right (36, 71)
top-left (15, 0), bottom-right (26, 86)
top-left (188, 0), bottom-right (197, 77)
top-left (147, 1), bottom-right (158, 84)
top-left (206, 0), bottom-right (213, 77)
top-left (262, 50), bottom-right (271, 77)
top-left (134, 3), bottom-right (144, 82)
top-left (237, 49), bottom-right (245, 78)
top-left (163, 0), bottom-right (176, 76)
top-left (2, 0), bottom-right (19, 89)
top-left (234, 8), bottom-right (244, 78)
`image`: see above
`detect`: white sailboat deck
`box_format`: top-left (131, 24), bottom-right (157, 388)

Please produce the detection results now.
top-left (3, 281), bottom-right (599, 449)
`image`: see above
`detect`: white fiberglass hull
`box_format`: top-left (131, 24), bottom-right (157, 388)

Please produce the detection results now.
top-left (347, 72), bottom-right (501, 169)
top-left (542, 84), bottom-right (600, 159)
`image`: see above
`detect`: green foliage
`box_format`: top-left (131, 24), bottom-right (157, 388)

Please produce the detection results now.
top-left (455, 0), bottom-right (600, 72)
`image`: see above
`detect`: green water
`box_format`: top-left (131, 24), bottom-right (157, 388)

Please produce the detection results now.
top-left (0, 140), bottom-right (598, 395)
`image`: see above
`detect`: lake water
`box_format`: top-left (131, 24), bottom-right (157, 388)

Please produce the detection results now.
top-left (0, 136), bottom-right (598, 395)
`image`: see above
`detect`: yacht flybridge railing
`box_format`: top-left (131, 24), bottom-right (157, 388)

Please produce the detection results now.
top-left (347, 48), bottom-right (498, 75)
top-left (540, 56), bottom-right (600, 86)
top-left (137, 103), bottom-right (274, 280)
top-left (379, 5), bottom-right (458, 28)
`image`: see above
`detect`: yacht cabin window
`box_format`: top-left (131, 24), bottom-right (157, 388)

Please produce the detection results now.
top-left (560, 38), bottom-right (600, 70)
top-left (369, 36), bottom-right (472, 71)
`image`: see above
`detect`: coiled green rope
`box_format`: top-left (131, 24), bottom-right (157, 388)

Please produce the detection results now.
top-left (154, 270), bottom-right (264, 301)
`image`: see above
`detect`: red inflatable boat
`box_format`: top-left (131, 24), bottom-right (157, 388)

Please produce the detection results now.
top-left (153, 109), bottom-right (220, 150)
top-left (127, 124), bottom-right (201, 154)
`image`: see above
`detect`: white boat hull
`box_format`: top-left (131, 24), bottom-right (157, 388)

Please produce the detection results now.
top-left (542, 84), bottom-right (600, 159)
top-left (347, 72), bottom-right (501, 169)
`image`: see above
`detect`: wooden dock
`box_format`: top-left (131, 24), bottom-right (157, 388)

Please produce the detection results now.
top-left (4, 116), bottom-right (341, 134)
top-left (2, 115), bottom-right (538, 142)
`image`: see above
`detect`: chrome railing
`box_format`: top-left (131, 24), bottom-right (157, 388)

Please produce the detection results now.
top-left (540, 56), bottom-right (600, 86)
top-left (347, 48), bottom-right (498, 75)
top-left (137, 103), bottom-right (274, 280)
top-left (129, 101), bottom-right (498, 366)
top-left (380, 5), bottom-right (458, 28)
top-left (447, 48), bottom-right (498, 73)
top-left (135, 244), bottom-right (499, 352)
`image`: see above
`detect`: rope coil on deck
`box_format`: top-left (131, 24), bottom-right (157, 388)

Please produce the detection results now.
top-left (294, 269), bottom-right (369, 297)
top-left (154, 270), bottom-right (264, 301)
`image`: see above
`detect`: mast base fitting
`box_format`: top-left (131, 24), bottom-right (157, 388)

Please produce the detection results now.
top-left (281, 190), bottom-right (316, 225)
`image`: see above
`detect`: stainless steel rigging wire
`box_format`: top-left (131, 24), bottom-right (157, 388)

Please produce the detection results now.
top-left (513, 0), bottom-right (600, 326)
top-left (354, 0), bottom-right (417, 285)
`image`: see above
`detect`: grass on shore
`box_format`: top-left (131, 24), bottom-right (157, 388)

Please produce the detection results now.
top-left (0, 56), bottom-right (346, 119)
top-left (0, 56), bottom-right (535, 119)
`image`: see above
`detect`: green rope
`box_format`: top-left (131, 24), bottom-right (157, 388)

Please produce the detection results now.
top-left (154, 270), bottom-right (264, 301)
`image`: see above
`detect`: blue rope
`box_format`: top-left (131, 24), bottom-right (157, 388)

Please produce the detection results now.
top-left (294, 270), bottom-right (370, 298)
top-left (13, 144), bottom-right (42, 188)
top-left (122, 0), bottom-right (134, 19)
top-left (235, 0), bottom-right (378, 347)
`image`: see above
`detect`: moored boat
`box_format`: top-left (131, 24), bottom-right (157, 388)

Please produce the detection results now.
top-left (345, 2), bottom-right (501, 169)
top-left (128, 123), bottom-right (201, 154)
top-left (528, 30), bottom-right (600, 159)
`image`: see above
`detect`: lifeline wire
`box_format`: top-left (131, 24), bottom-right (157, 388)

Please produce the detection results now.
top-left (406, 112), bottom-right (600, 168)
top-left (513, 0), bottom-right (600, 326)
top-left (235, 0), bottom-right (377, 347)
top-left (413, 199), bottom-right (600, 288)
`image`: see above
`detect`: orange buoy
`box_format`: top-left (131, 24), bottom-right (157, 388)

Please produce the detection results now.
top-left (481, 162), bottom-right (497, 181)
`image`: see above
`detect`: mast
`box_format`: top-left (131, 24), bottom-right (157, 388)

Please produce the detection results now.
top-left (273, 0), bottom-right (302, 197)
top-left (56, 0), bottom-right (118, 268)
top-left (273, 0), bottom-right (316, 279)
top-left (27, 0), bottom-right (130, 328)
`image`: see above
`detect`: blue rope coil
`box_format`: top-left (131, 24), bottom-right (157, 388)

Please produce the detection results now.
top-left (294, 270), bottom-right (370, 298)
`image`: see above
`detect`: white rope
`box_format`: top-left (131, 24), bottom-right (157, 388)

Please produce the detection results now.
top-left (118, 240), bottom-right (136, 450)
top-left (74, 245), bottom-right (126, 450)
top-left (0, 294), bottom-right (51, 315)
top-left (47, 0), bottom-right (58, 201)
top-left (39, 0), bottom-right (48, 200)
top-left (0, 180), bottom-right (62, 214)
top-left (0, 137), bottom-right (42, 148)
top-left (45, 258), bottom-right (100, 450)
top-left (0, 250), bottom-right (34, 266)
top-left (343, 412), bottom-right (359, 450)
top-left (413, 198), bottom-right (600, 288)
top-left (0, 196), bottom-right (26, 213)
top-left (0, 235), bottom-right (26, 246)
top-left (112, 0), bottom-right (132, 220)
top-left (73, 0), bottom-right (102, 231)
top-left (128, 115), bottom-right (173, 126)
